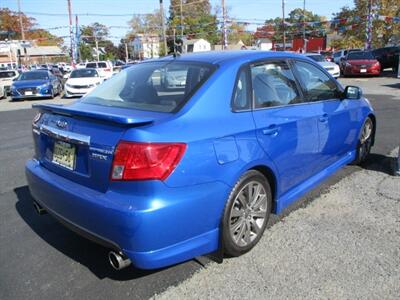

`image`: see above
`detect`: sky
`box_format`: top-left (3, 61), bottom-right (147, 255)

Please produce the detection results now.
top-left (2, 0), bottom-right (355, 44)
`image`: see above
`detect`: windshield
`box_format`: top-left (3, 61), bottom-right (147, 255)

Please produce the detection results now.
top-left (307, 54), bottom-right (325, 62)
top-left (19, 72), bottom-right (49, 80)
top-left (82, 61), bottom-right (215, 113)
top-left (70, 69), bottom-right (98, 78)
top-left (0, 71), bottom-right (17, 78)
top-left (348, 51), bottom-right (374, 60)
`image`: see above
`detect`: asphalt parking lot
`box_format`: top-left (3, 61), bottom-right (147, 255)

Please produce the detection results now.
top-left (0, 73), bottom-right (399, 299)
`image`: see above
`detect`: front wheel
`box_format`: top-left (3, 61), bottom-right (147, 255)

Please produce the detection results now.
top-left (222, 170), bottom-right (272, 257)
top-left (353, 117), bottom-right (374, 165)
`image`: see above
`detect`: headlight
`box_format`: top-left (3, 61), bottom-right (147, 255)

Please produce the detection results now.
top-left (11, 85), bottom-right (16, 91)
top-left (88, 84), bottom-right (95, 88)
top-left (37, 83), bottom-right (49, 90)
top-left (65, 83), bottom-right (72, 88)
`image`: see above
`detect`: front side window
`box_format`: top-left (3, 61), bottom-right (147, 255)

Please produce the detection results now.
top-left (293, 60), bottom-right (340, 102)
top-left (82, 61), bottom-right (214, 113)
top-left (251, 61), bottom-right (301, 108)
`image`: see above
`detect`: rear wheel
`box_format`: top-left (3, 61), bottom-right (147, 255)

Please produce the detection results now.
top-left (222, 170), bottom-right (272, 257)
top-left (353, 117), bottom-right (374, 165)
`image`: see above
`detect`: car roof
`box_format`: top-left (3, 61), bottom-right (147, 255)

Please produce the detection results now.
top-left (156, 50), bottom-right (310, 65)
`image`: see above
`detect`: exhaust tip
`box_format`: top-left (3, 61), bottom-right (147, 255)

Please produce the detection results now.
top-left (33, 201), bottom-right (47, 215)
top-left (108, 251), bottom-right (131, 270)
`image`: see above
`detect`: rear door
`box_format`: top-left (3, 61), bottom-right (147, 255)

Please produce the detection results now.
top-left (291, 59), bottom-right (356, 169)
top-left (250, 60), bottom-right (321, 195)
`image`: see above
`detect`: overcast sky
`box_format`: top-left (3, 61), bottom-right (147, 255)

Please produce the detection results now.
top-left (3, 0), bottom-right (355, 44)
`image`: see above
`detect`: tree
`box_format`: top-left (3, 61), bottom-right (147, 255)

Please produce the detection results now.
top-left (80, 22), bottom-right (109, 46)
top-left (0, 8), bottom-right (62, 46)
top-left (227, 22), bottom-right (253, 46)
top-left (331, 0), bottom-right (400, 48)
top-left (168, 0), bottom-right (219, 48)
top-left (256, 9), bottom-right (327, 43)
top-left (127, 11), bottom-right (163, 38)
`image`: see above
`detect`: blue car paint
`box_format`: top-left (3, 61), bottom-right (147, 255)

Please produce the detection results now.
top-left (25, 51), bottom-right (375, 269)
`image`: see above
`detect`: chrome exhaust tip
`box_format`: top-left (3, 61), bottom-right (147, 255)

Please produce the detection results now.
top-left (33, 201), bottom-right (47, 215)
top-left (108, 251), bottom-right (131, 270)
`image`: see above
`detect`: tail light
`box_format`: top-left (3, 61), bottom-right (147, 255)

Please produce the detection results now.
top-left (111, 141), bottom-right (186, 181)
top-left (104, 68), bottom-right (111, 72)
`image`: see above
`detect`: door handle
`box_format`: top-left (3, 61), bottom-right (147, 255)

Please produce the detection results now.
top-left (262, 125), bottom-right (280, 136)
top-left (319, 114), bottom-right (328, 123)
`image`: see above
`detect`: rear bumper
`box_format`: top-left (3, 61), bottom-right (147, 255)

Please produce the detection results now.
top-left (25, 159), bottom-right (228, 269)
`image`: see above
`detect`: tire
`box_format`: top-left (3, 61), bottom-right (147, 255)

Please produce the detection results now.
top-left (50, 88), bottom-right (55, 99)
top-left (352, 117), bottom-right (374, 165)
top-left (222, 170), bottom-right (272, 257)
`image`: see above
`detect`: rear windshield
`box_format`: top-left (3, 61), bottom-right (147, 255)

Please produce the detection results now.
top-left (19, 72), bottom-right (49, 80)
top-left (86, 63), bottom-right (97, 68)
top-left (348, 51), bottom-right (374, 60)
top-left (0, 71), bottom-right (16, 78)
top-left (70, 69), bottom-right (98, 78)
top-left (82, 61), bottom-right (215, 113)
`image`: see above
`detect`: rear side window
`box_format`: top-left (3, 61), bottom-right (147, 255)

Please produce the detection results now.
top-left (82, 61), bottom-right (215, 113)
top-left (251, 61), bottom-right (301, 108)
top-left (232, 68), bottom-right (250, 111)
top-left (86, 63), bottom-right (97, 68)
top-left (293, 60), bottom-right (340, 101)
top-left (98, 62), bottom-right (107, 68)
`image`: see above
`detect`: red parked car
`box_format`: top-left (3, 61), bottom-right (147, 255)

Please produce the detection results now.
top-left (340, 51), bottom-right (381, 76)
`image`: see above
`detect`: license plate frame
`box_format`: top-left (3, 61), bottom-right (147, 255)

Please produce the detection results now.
top-left (52, 141), bottom-right (76, 170)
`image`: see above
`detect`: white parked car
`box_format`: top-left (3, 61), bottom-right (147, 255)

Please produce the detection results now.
top-left (85, 61), bottom-right (113, 78)
top-left (305, 53), bottom-right (340, 78)
top-left (0, 70), bottom-right (19, 99)
top-left (64, 68), bottom-right (104, 98)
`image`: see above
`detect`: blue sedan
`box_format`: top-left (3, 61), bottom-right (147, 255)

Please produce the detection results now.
top-left (25, 51), bottom-right (375, 270)
top-left (11, 70), bottom-right (62, 100)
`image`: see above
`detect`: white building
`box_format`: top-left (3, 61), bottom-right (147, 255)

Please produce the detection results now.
top-left (182, 38), bottom-right (211, 53)
top-left (255, 38), bottom-right (273, 51)
top-left (131, 34), bottom-right (160, 59)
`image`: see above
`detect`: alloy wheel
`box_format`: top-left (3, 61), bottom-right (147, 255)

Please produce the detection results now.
top-left (229, 181), bottom-right (268, 247)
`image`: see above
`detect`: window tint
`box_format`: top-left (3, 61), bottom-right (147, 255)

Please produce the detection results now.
top-left (251, 61), bottom-right (301, 108)
top-left (293, 60), bottom-right (340, 101)
top-left (82, 61), bottom-right (214, 113)
top-left (232, 68), bottom-right (250, 110)
top-left (86, 63), bottom-right (97, 68)
top-left (98, 62), bottom-right (107, 68)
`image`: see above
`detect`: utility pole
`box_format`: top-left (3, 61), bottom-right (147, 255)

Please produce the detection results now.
top-left (221, 0), bottom-right (227, 49)
top-left (124, 41), bottom-right (129, 63)
top-left (95, 35), bottom-right (99, 61)
top-left (365, 0), bottom-right (373, 50)
top-left (67, 0), bottom-right (75, 66)
top-left (159, 0), bottom-right (168, 56)
top-left (17, 0), bottom-right (25, 40)
top-left (180, 0), bottom-right (184, 37)
top-left (282, 0), bottom-right (286, 51)
top-left (75, 15), bottom-right (80, 63)
top-left (302, 0), bottom-right (306, 52)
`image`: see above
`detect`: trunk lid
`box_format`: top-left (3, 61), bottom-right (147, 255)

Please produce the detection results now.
top-left (32, 102), bottom-right (170, 192)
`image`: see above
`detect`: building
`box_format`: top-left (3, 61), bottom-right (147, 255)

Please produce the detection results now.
top-left (182, 38), bottom-right (211, 53)
top-left (131, 34), bottom-right (160, 60)
top-left (0, 40), bottom-right (66, 66)
top-left (255, 38), bottom-right (273, 51)
top-left (213, 40), bottom-right (248, 51)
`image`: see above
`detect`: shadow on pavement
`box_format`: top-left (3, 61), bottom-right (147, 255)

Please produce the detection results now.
top-left (361, 152), bottom-right (396, 176)
top-left (14, 185), bottom-right (160, 281)
top-left (382, 83), bottom-right (400, 89)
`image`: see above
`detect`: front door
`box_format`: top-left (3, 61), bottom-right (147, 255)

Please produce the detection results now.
top-left (250, 60), bottom-right (321, 196)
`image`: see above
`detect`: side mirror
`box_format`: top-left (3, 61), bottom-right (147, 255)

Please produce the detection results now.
top-left (343, 86), bottom-right (362, 100)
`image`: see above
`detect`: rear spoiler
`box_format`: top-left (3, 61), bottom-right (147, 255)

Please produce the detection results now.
top-left (33, 103), bottom-right (154, 126)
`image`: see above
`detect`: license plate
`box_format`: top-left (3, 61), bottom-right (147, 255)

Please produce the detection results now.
top-left (360, 69), bottom-right (367, 73)
top-left (25, 91), bottom-right (33, 95)
top-left (52, 141), bottom-right (76, 170)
